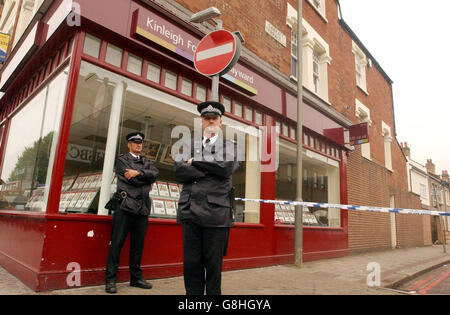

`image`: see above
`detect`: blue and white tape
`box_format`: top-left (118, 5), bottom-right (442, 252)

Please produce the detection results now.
top-left (235, 198), bottom-right (450, 217)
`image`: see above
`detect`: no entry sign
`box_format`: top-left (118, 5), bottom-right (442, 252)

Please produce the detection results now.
top-left (194, 29), bottom-right (241, 76)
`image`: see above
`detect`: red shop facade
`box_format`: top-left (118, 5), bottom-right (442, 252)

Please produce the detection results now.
top-left (0, 0), bottom-right (353, 291)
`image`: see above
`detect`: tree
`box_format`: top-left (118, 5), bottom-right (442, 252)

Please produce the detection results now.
top-left (8, 132), bottom-right (54, 185)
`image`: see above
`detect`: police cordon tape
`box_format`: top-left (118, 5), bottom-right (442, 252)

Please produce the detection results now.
top-left (234, 198), bottom-right (450, 217)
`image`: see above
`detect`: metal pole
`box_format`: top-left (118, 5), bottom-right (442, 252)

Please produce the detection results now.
top-left (210, 19), bottom-right (223, 102)
top-left (434, 187), bottom-right (447, 253)
top-left (294, 0), bottom-right (304, 268)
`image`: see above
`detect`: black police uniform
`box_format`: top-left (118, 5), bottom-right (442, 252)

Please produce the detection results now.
top-left (174, 101), bottom-right (240, 295)
top-left (105, 132), bottom-right (159, 289)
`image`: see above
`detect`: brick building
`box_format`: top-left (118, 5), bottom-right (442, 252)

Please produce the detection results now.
top-left (173, 0), bottom-right (427, 250)
top-left (0, 0), bottom-right (433, 291)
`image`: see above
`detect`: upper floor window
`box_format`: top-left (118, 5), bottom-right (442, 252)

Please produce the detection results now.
top-left (352, 41), bottom-right (368, 93)
top-left (381, 121), bottom-right (393, 171)
top-left (290, 30), bottom-right (298, 80)
top-left (420, 184), bottom-right (427, 200)
top-left (307, 0), bottom-right (327, 21)
top-left (355, 99), bottom-right (371, 160)
top-left (287, 6), bottom-right (331, 101)
top-left (313, 51), bottom-right (320, 93)
top-left (301, 20), bottom-right (331, 101)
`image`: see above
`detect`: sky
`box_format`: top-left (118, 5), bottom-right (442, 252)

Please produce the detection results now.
top-left (338, 0), bottom-right (450, 175)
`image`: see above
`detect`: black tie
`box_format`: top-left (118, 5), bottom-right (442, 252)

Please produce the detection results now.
top-left (205, 138), bottom-right (211, 145)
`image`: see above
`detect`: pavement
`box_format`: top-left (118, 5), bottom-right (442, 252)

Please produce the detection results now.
top-left (0, 245), bottom-right (448, 295)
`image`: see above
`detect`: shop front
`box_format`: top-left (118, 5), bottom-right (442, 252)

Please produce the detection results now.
top-left (0, 0), bottom-right (352, 291)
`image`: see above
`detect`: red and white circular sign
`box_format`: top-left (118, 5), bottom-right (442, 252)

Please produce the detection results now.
top-left (194, 29), bottom-right (241, 76)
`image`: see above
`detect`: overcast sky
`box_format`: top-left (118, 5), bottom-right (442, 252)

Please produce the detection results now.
top-left (339, 0), bottom-right (450, 176)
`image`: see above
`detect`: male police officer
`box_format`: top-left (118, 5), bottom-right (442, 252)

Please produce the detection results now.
top-left (105, 132), bottom-right (159, 294)
top-left (174, 101), bottom-right (239, 295)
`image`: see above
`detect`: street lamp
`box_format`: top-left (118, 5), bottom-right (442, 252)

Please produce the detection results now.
top-left (295, 0), bottom-right (304, 268)
top-left (190, 7), bottom-right (221, 24)
top-left (190, 7), bottom-right (222, 102)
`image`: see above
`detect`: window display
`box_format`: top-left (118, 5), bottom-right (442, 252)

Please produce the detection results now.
top-left (275, 139), bottom-right (341, 227)
top-left (60, 61), bottom-right (260, 220)
top-left (0, 67), bottom-right (69, 211)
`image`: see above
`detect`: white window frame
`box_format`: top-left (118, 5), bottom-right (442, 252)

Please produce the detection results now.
top-left (306, 0), bottom-right (327, 22)
top-left (290, 30), bottom-right (298, 80)
top-left (301, 20), bottom-right (331, 101)
top-left (352, 41), bottom-right (368, 94)
top-left (381, 121), bottom-right (393, 171)
top-left (286, 6), bottom-right (331, 102)
top-left (355, 99), bottom-right (371, 160)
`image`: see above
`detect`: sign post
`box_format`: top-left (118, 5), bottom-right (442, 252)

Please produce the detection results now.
top-left (295, 0), bottom-right (304, 269)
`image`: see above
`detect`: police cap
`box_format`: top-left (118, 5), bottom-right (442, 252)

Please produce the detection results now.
top-left (197, 101), bottom-right (225, 117)
top-left (126, 132), bottom-right (145, 143)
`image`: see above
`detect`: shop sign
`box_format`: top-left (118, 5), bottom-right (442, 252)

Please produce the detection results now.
top-left (130, 7), bottom-right (258, 95)
top-left (349, 122), bottom-right (369, 146)
top-left (66, 143), bottom-right (105, 164)
top-left (0, 32), bottom-right (10, 63)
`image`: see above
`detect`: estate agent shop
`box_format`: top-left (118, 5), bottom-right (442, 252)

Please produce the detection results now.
top-left (0, 0), bottom-right (353, 291)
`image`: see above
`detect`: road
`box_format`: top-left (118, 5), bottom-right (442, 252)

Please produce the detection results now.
top-left (400, 264), bottom-right (450, 295)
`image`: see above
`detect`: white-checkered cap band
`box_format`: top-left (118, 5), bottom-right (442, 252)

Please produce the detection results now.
top-left (201, 105), bottom-right (222, 116)
top-left (128, 135), bottom-right (143, 141)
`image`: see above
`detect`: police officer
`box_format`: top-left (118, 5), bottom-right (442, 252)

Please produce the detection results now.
top-left (105, 132), bottom-right (159, 294)
top-left (174, 101), bottom-right (240, 295)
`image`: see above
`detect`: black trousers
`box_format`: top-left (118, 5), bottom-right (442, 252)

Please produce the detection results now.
top-left (105, 209), bottom-right (148, 282)
top-left (182, 221), bottom-right (229, 295)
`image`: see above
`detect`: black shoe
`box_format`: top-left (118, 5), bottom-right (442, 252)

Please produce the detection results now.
top-left (130, 279), bottom-right (153, 289)
top-left (105, 281), bottom-right (117, 294)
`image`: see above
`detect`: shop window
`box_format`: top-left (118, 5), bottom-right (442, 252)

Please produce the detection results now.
top-left (83, 34), bottom-right (101, 58)
top-left (275, 140), bottom-right (340, 227)
top-left (255, 111), bottom-right (263, 125)
top-left (195, 85), bottom-right (206, 102)
top-left (289, 127), bottom-right (296, 140)
top-left (164, 70), bottom-right (177, 90)
top-left (181, 78), bottom-right (193, 96)
top-left (282, 123), bottom-right (289, 137)
top-left (234, 102), bottom-right (242, 117)
top-left (0, 67), bottom-right (70, 211)
top-left (60, 61), bottom-right (261, 220)
top-left (245, 106), bottom-right (253, 122)
top-left (127, 54), bottom-right (143, 76)
top-left (147, 62), bottom-right (161, 83)
top-left (105, 43), bottom-right (123, 68)
top-left (275, 120), bottom-right (281, 134)
top-left (223, 96), bottom-right (231, 113)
